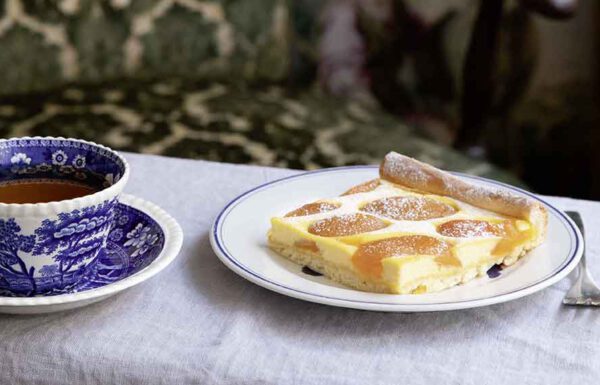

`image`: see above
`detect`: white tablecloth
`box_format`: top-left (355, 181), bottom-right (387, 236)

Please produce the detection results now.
top-left (0, 153), bottom-right (598, 385)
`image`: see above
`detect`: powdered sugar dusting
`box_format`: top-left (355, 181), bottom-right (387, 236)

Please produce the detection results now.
top-left (437, 220), bottom-right (501, 238)
top-left (285, 201), bottom-right (341, 217)
top-left (382, 152), bottom-right (432, 185)
top-left (448, 181), bottom-right (528, 208)
top-left (361, 195), bottom-right (456, 221)
top-left (381, 152), bottom-right (536, 220)
top-left (278, 153), bottom-right (536, 244)
top-left (307, 213), bottom-right (389, 237)
top-left (357, 235), bottom-right (451, 259)
top-left (341, 178), bottom-right (381, 196)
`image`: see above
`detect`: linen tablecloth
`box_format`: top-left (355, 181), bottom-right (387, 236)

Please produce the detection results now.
top-left (0, 153), bottom-right (598, 385)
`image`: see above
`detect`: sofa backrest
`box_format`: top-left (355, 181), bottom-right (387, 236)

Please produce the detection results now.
top-left (0, 0), bottom-right (317, 96)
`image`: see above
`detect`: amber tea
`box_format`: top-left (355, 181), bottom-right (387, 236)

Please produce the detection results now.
top-left (0, 181), bottom-right (97, 204)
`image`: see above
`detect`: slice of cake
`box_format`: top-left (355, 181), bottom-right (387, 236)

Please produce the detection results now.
top-left (268, 152), bottom-right (548, 294)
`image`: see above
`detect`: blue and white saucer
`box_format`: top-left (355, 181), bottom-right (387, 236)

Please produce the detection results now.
top-left (0, 194), bottom-right (183, 314)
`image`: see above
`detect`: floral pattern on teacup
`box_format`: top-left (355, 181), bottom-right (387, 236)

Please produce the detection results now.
top-left (0, 138), bottom-right (126, 191)
top-left (72, 154), bottom-right (86, 169)
top-left (51, 150), bottom-right (68, 166)
top-left (10, 153), bottom-right (31, 165)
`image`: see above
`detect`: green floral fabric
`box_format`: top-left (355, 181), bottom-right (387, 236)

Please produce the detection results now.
top-left (0, 0), bottom-right (296, 95)
top-left (0, 78), bottom-right (521, 184)
top-left (0, 0), bottom-right (525, 188)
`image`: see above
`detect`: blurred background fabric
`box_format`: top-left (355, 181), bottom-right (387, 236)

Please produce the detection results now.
top-left (0, 0), bottom-right (597, 198)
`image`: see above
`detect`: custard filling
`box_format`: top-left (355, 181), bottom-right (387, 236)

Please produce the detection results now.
top-left (269, 175), bottom-right (541, 294)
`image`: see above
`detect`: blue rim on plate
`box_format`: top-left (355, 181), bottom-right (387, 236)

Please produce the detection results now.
top-left (211, 166), bottom-right (583, 311)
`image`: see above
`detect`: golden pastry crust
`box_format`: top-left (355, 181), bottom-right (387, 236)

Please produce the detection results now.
top-left (379, 152), bottom-right (548, 246)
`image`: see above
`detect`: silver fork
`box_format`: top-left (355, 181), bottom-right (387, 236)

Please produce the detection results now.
top-left (563, 211), bottom-right (600, 306)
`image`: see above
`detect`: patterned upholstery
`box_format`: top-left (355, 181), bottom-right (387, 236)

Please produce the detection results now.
top-left (0, 0), bottom-right (298, 95)
top-left (0, 0), bottom-right (522, 186)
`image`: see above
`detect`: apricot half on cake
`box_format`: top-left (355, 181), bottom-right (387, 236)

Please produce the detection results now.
top-left (268, 152), bottom-right (547, 294)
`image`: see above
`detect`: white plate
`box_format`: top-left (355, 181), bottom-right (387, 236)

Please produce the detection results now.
top-left (211, 166), bottom-right (583, 312)
top-left (0, 194), bottom-right (183, 314)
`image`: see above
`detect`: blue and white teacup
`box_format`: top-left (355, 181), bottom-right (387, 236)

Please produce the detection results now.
top-left (0, 137), bottom-right (129, 296)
